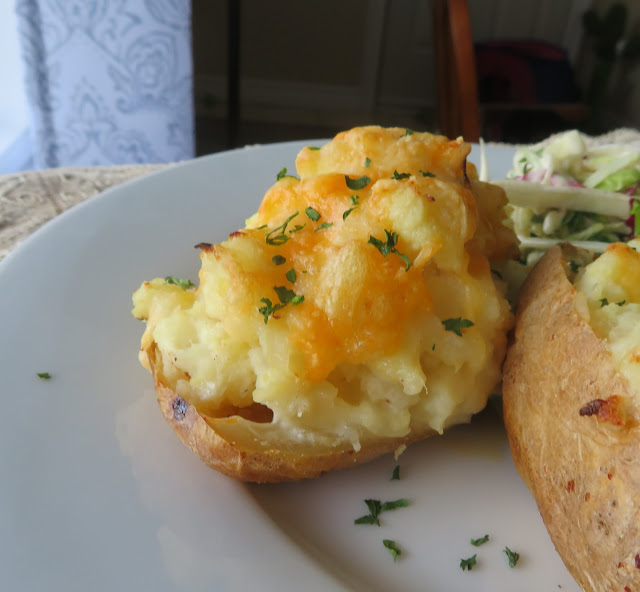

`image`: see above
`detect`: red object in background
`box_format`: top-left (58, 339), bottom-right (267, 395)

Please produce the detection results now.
top-left (475, 40), bottom-right (579, 105)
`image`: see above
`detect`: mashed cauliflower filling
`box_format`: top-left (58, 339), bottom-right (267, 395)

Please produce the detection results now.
top-left (133, 127), bottom-right (515, 452)
top-left (574, 239), bottom-right (640, 393)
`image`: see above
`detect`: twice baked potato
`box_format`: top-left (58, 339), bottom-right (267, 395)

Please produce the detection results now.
top-left (133, 126), bottom-right (517, 482)
top-left (503, 241), bottom-right (640, 590)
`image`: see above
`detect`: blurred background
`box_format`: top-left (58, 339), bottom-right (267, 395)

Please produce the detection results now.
top-left (1, 0), bottom-right (639, 172)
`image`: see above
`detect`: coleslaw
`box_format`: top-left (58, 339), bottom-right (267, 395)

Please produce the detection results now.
top-left (490, 130), bottom-right (640, 266)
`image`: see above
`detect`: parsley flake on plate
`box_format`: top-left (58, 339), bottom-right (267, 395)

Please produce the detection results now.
top-left (354, 498), bottom-right (409, 526)
top-left (390, 465), bottom-right (400, 480)
top-left (315, 222), bottom-right (333, 232)
top-left (392, 170), bottom-right (411, 180)
top-left (37, 372), bottom-right (52, 380)
top-left (272, 255), bottom-right (286, 266)
top-left (419, 170), bottom-right (436, 177)
top-left (470, 534), bottom-right (490, 546)
top-left (504, 547), bottom-right (520, 568)
top-left (364, 157), bottom-right (371, 168)
top-left (460, 554), bottom-right (477, 571)
top-left (383, 539), bottom-right (402, 561)
top-left (441, 317), bottom-right (474, 337)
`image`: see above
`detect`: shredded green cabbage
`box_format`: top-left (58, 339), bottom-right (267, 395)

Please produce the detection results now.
top-left (495, 130), bottom-right (640, 265)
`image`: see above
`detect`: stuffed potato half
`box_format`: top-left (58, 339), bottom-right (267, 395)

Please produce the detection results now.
top-left (133, 126), bottom-right (517, 482)
top-left (503, 242), bottom-right (640, 591)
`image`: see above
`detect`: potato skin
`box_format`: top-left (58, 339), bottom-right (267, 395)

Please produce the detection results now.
top-left (146, 343), bottom-right (434, 483)
top-left (503, 246), bottom-right (640, 591)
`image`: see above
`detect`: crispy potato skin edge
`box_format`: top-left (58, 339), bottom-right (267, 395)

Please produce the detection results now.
top-left (503, 246), bottom-right (640, 591)
top-left (145, 344), bottom-right (435, 483)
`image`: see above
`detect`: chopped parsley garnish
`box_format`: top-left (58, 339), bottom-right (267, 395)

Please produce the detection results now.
top-left (289, 223), bottom-right (306, 234)
top-left (460, 554), bottom-right (477, 571)
top-left (355, 499), bottom-right (383, 526)
top-left (470, 534), bottom-right (490, 546)
top-left (364, 157), bottom-right (371, 168)
top-left (165, 277), bottom-right (195, 290)
top-left (345, 175), bottom-right (371, 190)
top-left (305, 207), bottom-right (321, 221)
top-left (258, 285), bottom-right (304, 323)
top-left (37, 372), bottom-right (51, 380)
top-left (368, 230), bottom-right (412, 271)
top-left (273, 285), bottom-right (300, 304)
top-left (391, 465), bottom-right (400, 480)
top-left (276, 167), bottom-right (298, 181)
top-left (369, 230), bottom-right (399, 256)
top-left (383, 539), bottom-right (402, 561)
top-left (380, 498), bottom-right (409, 512)
top-left (442, 317), bottom-right (474, 336)
top-left (504, 547), bottom-right (520, 568)
top-left (617, 300), bottom-right (626, 306)
top-left (419, 170), bottom-right (435, 178)
top-left (354, 498), bottom-right (409, 526)
top-left (286, 268), bottom-right (297, 283)
top-left (258, 298), bottom-right (285, 324)
top-left (432, 343), bottom-right (436, 351)
top-left (307, 146), bottom-right (321, 151)
top-left (272, 255), bottom-right (286, 265)
top-left (265, 211), bottom-right (299, 245)
top-left (403, 129), bottom-right (414, 136)
top-left (600, 297), bottom-right (609, 307)
top-left (392, 170), bottom-right (411, 180)
top-left (568, 260), bottom-right (581, 273)
top-left (354, 513), bottom-right (379, 526)
top-left (315, 222), bottom-right (333, 231)
top-left (491, 269), bottom-right (503, 280)
top-left (343, 194), bottom-right (361, 219)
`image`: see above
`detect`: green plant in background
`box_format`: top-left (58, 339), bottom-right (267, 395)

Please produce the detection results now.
top-left (582, 2), bottom-right (640, 132)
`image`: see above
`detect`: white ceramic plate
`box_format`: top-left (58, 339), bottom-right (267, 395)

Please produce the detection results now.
top-left (0, 140), bottom-right (581, 592)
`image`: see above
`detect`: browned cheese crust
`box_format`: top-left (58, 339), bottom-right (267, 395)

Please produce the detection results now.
top-left (146, 343), bottom-right (434, 483)
top-left (503, 245), bottom-right (640, 591)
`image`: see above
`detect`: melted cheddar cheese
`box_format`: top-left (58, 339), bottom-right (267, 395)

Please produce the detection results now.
top-left (133, 126), bottom-right (516, 450)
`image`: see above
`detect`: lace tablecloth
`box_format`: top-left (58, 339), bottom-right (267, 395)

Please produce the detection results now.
top-left (1, 128), bottom-right (639, 261)
top-left (0, 164), bottom-right (167, 260)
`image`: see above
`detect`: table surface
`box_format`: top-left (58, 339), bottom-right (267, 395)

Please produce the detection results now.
top-left (1, 128), bottom-right (639, 261)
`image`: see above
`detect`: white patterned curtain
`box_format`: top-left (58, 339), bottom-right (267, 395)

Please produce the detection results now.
top-left (15, 0), bottom-right (194, 169)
